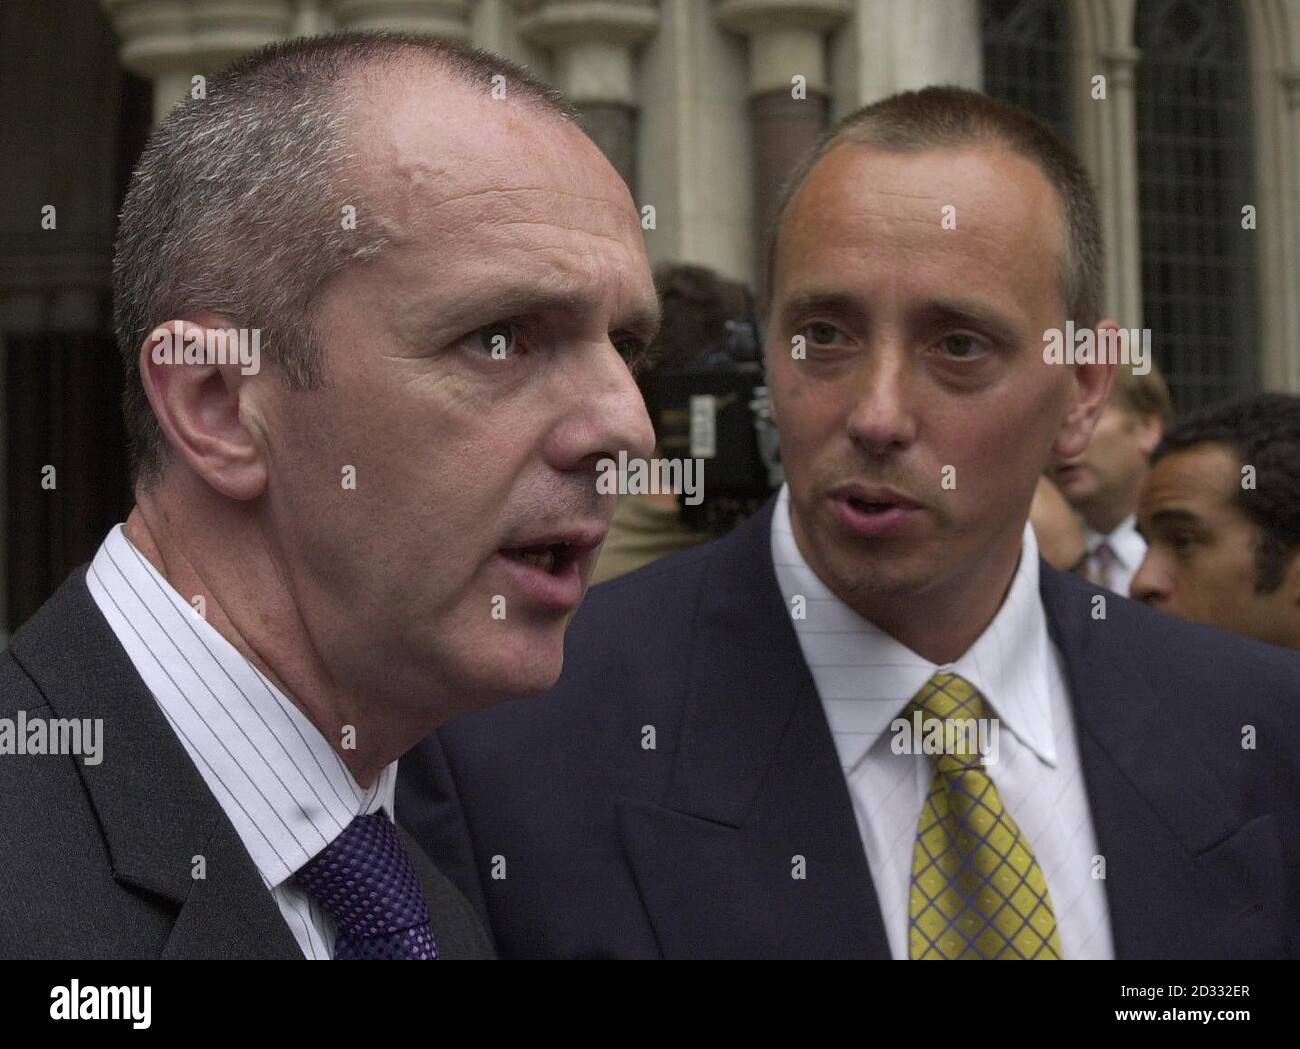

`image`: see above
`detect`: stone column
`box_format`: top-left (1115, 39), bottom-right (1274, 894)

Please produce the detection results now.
top-left (327, 0), bottom-right (471, 36)
top-left (517, 1), bottom-right (660, 196)
top-left (1264, 66), bottom-right (1300, 391)
top-left (831, 0), bottom-right (981, 120)
top-left (102, 0), bottom-right (297, 125)
top-left (1069, 0), bottom-right (1143, 326)
top-left (1095, 42), bottom-right (1141, 327)
top-left (717, 0), bottom-right (850, 268)
top-left (1248, 0), bottom-right (1300, 394)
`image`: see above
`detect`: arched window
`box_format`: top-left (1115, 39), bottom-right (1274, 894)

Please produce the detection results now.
top-left (1135, 0), bottom-right (1257, 411)
top-left (980, 0), bottom-right (1073, 141)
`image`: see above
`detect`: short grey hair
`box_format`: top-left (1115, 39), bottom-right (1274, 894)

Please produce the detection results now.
top-left (113, 31), bottom-right (574, 486)
top-left (764, 86), bottom-right (1104, 331)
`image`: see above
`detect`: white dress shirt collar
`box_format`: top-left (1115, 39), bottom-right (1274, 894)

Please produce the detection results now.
top-left (86, 524), bottom-right (395, 891)
top-left (770, 484), bottom-right (1057, 770)
top-left (1083, 513), bottom-right (1146, 569)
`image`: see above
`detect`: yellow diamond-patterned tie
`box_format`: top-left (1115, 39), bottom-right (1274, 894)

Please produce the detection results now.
top-left (907, 672), bottom-right (1063, 960)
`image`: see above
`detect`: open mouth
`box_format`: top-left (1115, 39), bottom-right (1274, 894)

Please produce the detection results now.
top-left (500, 542), bottom-right (575, 575)
top-left (830, 488), bottom-right (923, 538)
top-left (846, 497), bottom-right (898, 514)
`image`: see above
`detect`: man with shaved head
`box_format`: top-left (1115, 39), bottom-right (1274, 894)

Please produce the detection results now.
top-left (0, 32), bottom-right (656, 959)
top-left (403, 86), bottom-right (1300, 960)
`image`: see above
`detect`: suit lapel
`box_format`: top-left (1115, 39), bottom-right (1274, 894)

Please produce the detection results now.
top-left (9, 568), bottom-right (301, 959)
top-left (1040, 565), bottom-right (1284, 958)
top-left (161, 819), bottom-right (302, 959)
top-left (617, 502), bottom-right (889, 958)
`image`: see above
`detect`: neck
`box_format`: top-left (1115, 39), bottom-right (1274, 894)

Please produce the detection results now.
top-left (1081, 502), bottom-right (1133, 537)
top-left (1079, 476), bottom-right (1142, 536)
top-left (798, 520), bottom-right (1025, 666)
top-left (124, 481), bottom-right (422, 788)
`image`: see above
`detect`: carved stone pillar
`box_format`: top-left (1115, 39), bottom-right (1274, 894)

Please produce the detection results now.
top-left (517, 1), bottom-right (660, 194)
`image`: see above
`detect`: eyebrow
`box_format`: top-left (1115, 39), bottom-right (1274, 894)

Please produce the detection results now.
top-left (1137, 508), bottom-right (1209, 542)
top-left (409, 280), bottom-right (661, 346)
top-left (1150, 508), bottom-right (1205, 528)
top-left (916, 298), bottom-right (1022, 345)
top-left (777, 290), bottom-right (868, 326)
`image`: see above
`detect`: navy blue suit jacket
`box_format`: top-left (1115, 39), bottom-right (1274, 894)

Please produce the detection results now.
top-left (398, 498), bottom-right (1300, 958)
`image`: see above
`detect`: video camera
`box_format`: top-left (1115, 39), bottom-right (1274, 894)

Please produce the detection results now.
top-left (649, 296), bottom-right (784, 535)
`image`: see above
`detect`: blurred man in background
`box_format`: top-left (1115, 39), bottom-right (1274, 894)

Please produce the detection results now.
top-left (1132, 393), bottom-right (1300, 650)
top-left (1051, 362), bottom-right (1173, 595)
top-left (593, 263), bottom-right (750, 584)
top-left (1029, 475), bottom-right (1088, 574)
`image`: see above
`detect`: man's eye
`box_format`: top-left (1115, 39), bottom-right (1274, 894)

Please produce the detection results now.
top-left (465, 322), bottom-right (519, 359)
top-left (800, 321), bottom-right (844, 347)
top-left (935, 333), bottom-right (987, 359)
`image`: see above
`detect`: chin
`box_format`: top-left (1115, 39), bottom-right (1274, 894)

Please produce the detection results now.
top-left (489, 636), bottom-right (567, 697)
top-left (828, 552), bottom-right (926, 600)
top-left (1059, 473), bottom-right (1093, 498)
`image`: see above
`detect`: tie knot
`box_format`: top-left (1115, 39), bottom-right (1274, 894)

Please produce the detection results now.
top-left (295, 812), bottom-right (438, 959)
top-left (903, 672), bottom-right (990, 771)
top-left (908, 671), bottom-right (987, 722)
top-left (1089, 541), bottom-right (1119, 587)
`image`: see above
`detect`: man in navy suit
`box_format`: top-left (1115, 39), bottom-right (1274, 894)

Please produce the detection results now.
top-left (398, 87), bottom-right (1300, 959)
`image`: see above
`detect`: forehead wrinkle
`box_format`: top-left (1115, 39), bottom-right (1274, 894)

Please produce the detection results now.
top-left (822, 194), bottom-right (1042, 244)
top-left (408, 182), bottom-right (628, 216)
top-left (385, 186), bottom-right (632, 250)
top-left (819, 151), bottom-right (1060, 240)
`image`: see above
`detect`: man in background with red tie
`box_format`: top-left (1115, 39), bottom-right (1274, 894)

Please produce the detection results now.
top-left (1050, 363), bottom-right (1174, 595)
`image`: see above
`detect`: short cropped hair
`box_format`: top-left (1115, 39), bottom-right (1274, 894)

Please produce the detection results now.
top-left (1152, 393), bottom-right (1300, 593)
top-left (1111, 359), bottom-right (1175, 429)
top-left (765, 86), bottom-right (1104, 331)
top-left (113, 31), bottom-right (573, 487)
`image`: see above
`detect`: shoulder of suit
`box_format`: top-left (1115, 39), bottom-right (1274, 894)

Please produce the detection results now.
top-left (1046, 563), bottom-right (1300, 703)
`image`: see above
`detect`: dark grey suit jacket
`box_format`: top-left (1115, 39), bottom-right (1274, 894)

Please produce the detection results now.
top-left (0, 566), bottom-right (494, 959)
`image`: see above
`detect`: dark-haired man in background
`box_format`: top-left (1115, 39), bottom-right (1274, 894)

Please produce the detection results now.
top-left (402, 86), bottom-right (1300, 960)
top-left (0, 32), bottom-right (657, 959)
top-left (1133, 393), bottom-right (1300, 650)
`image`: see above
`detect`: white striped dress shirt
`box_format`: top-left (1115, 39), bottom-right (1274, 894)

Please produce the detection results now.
top-left (86, 524), bottom-right (396, 960)
top-left (770, 485), bottom-right (1114, 959)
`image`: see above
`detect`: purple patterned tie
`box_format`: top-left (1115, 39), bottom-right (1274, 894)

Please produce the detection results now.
top-left (294, 813), bottom-right (439, 960)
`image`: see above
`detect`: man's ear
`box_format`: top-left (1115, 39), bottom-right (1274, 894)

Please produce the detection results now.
top-left (137, 317), bottom-right (269, 500)
top-left (1135, 411), bottom-right (1164, 457)
top-left (1052, 318), bottom-right (1120, 461)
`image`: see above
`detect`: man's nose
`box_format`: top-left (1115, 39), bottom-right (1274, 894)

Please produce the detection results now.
top-left (549, 343), bottom-right (656, 470)
top-left (1130, 550), bottom-right (1168, 606)
top-left (846, 348), bottom-right (917, 455)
